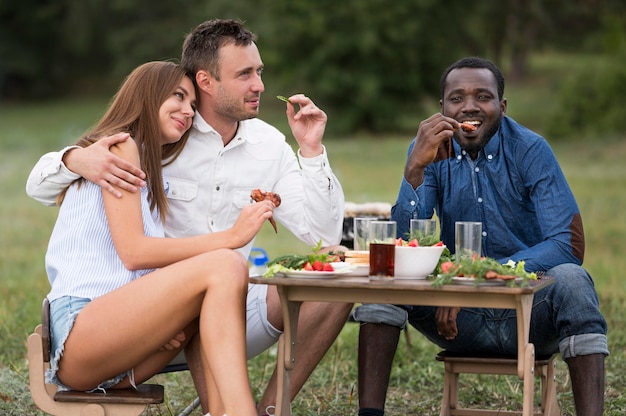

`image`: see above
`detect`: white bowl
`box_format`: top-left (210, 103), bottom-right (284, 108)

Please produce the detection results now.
top-left (394, 245), bottom-right (446, 279)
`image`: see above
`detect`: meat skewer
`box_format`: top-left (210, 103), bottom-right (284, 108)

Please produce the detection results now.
top-left (250, 188), bottom-right (281, 233)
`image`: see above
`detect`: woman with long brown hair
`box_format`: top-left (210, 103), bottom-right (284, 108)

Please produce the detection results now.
top-left (44, 61), bottom-right (269, 416)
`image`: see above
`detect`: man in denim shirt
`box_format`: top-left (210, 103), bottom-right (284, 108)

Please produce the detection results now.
top-left (353, 57), bottom-right (608, 416)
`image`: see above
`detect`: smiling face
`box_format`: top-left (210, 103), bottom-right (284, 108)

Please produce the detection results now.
top-left (159, 76), bottom-right (196, 144)
top-left (440, 67), bottom-right (507, 159)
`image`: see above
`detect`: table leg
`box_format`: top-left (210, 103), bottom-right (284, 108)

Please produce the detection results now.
top-left (522, 343), bottom-right (536, 416)
top-left (275, 334), bottom-right (290, 416)
top-left (515, 294), bottom-right (533, 378)
top-left (515, 293), bottom-right (535, 416)
top-left (274, 286), bottom-right (302, 416)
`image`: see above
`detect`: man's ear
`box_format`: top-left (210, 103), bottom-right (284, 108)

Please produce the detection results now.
top-left (195, 70), bottom-right (213, 94)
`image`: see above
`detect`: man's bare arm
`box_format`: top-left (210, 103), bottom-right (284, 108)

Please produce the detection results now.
top-left (64, 133), bottom-right (146, 198)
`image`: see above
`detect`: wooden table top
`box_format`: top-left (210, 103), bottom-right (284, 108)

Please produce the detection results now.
top-left (249, 275), bottom-right (553, 295)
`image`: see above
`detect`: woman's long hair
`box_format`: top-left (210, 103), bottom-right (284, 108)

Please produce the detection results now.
top-left (59, 61), bottom-right (192, 223)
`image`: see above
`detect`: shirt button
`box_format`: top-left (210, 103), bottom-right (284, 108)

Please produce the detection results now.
top-left (477, 197), bottom-right (483, 203)
top-left (216, 186), bottom-right (220, 191)
top-left (482, 231), bottom-right (487, 237)
top-left (475, 167), bottom-right (480, 172)
top-left (410, 200), bottom-right (416, 206)
top-left (457, 155), bottom-right (462, 160)
top-left (487, 154), bottom-right (493, 160)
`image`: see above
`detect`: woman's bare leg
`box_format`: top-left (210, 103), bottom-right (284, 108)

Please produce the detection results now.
top-left (205, 360), bottom-right (225, 416)
top-left (56, 249), bottom-right (256, 415)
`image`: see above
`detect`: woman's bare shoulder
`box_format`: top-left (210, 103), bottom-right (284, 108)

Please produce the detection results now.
top-left (110, 136), bottom-right (140, 165)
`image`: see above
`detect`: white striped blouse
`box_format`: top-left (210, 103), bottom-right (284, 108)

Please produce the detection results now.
top-left (46, 180), bottom-right (163, 302)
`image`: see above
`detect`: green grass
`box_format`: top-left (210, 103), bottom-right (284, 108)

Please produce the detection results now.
top-left (1, 53), bottom-right (626, 415)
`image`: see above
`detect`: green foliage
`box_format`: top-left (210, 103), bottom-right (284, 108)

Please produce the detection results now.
top-left (0, 0), bottom-right (208, 98)
top-left (266, 0), bottom-right (465, 134)
top-left (2, 0), bottom-right (626, 135)
top-left (0, 1), bottom-right (68, 97)
top-left (546, 54), bottom-right (626, 139)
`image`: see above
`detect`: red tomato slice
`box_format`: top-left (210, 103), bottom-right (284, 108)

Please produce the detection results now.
top-left (441, 261), bottom-right (455, 273)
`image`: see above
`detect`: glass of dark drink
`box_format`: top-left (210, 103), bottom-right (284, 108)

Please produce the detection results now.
top-left (368, 221), bottom-right (397, 281)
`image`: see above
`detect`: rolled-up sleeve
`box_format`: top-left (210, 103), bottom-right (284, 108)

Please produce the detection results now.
top-left (25, 147), bottom-right (81, 206)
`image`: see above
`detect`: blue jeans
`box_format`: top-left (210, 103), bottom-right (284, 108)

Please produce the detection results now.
top-left (352, 263), bottom-right (609, 359)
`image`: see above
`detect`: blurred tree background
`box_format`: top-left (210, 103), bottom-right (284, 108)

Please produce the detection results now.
top-left (1, 0), bottom-right (625, 137)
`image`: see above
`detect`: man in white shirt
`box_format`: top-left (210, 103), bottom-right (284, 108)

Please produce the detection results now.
top-left (26, 18), bottom-right (351, 416)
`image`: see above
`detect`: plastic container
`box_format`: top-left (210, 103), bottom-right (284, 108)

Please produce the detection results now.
top-left (248, 247), bottom-right (269, 276)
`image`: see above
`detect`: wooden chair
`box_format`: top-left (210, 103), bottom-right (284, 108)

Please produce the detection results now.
top-left (28, 298), bottom-right (165, 416)
top-left (435, 351), bottom-right (560, 416)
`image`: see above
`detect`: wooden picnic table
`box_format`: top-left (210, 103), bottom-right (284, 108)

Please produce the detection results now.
top-left (249, 275), bottom-right (554, 416)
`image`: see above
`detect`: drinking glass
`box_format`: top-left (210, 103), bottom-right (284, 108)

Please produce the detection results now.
top-left (353, 217), bottom-right (374, 251)
top-left (409, 219), bottom-right (437, 242)
top-left (455, 221), bottom-right (482, 261)
top-left (368, 221), bottom-right (396, 281)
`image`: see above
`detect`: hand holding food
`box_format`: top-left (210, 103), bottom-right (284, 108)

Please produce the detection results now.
top-left (283, 94), bottom-right (327, 158)
top-left (250, 188), bottom-right (281, 233)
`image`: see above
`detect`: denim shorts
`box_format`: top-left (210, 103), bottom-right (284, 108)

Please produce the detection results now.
top-left (46, 296), bottom-right (135, 392)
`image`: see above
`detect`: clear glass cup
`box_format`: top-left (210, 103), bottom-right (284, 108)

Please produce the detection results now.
top-left (368, 221), bottom-right (397, 281)
top-left (409, 218), bottom-right (437, 242)
top-left (353, 217), bottom-right (374, 251)
top-left (455, 221), bottom-right (482, 261)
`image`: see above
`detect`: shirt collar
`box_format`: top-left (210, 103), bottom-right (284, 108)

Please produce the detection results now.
top-left (192, 112), bottom-right (216, 134)
top-left (192, 113), bottom-right (247, 148)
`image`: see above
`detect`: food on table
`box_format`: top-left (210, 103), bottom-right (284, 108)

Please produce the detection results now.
top-left (250, 188), bottom-right (281, 233)
top-left (394, 243), bottom-right (447, 279)
top-left (344, 250), bottom-right (369, 265)
top-left (431, 257), bottom-right (538, 288)
top-left (397, 238), bottom-right (419, 247)
top-left (396, 237), bottom-right (445, 247)
top-left (264, 241), bottom-right (345, 277)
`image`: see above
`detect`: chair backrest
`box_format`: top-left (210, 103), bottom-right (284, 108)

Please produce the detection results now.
top-left (41, 298), bottom-right (51, 363)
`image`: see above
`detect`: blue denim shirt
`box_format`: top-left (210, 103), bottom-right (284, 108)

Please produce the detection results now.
top-left (392, 116), bottom-right (585, 272)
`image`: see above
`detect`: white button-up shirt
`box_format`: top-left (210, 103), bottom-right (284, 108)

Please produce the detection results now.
top-left (26, 114), bottom-right (345, 258)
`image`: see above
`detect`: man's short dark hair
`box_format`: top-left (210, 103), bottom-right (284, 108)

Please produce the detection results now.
top-left (439, 57), bottom-right (505, 101)
top-left (181, 19), bottom-right (256, 80)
